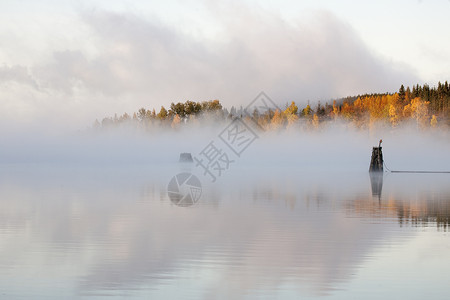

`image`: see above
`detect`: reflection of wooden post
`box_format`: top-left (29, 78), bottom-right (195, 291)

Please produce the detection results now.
top-left (369, 140), bottom-right (383, 172)
top-left (369, 172), bottom-right (383, 201)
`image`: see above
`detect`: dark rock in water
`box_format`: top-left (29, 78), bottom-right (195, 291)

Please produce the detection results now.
top-left (179, 153), bottom-right (193, 163)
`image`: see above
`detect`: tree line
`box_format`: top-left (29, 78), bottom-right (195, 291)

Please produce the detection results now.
top-left (93, 82), bottom-right (450, 130)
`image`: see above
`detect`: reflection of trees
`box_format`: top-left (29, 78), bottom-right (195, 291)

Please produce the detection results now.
top-left (348, 195), bottom-right (450, 230)
top-left (250, 176), bottom-right (450, 230)
top-left (344, 174), bottom-right (450, 230)
top-left (2, 168), bottom-right (449, 298)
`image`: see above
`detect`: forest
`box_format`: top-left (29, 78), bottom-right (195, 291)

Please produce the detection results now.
top-left (93, 82), bottom-right (450, 131)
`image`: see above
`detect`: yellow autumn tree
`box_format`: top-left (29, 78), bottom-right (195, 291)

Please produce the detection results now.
top-left (332, 100), bottom-right (339, 120)
top-left (340, 102), bottom-right (353, 119)
top-left (302, 104), bottom-right (312, 117)
top-left (352, 97), bottom-right (366, 126)
top-left (387, 94), bottom-right (402, 122)
top-left (171, 114), bottom-right (181, 129)
top-left (270, 109), bottom-right (286, 130)
top-left (312, 113), bottom-right (319, 129)
top-left (284, 101), bottom-right (298, 115)
top-left (410, 97), bottom-right (430, 129)
top-left (403, 103), bottom-right (413, 119)
top-left (284, 101), bottom-right (299, 128)
top-left (430, 115), bottom-right (438, 128)
top-left (389, 104), bottom-right (399, 128)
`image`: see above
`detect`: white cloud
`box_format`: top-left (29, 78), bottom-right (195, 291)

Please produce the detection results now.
top-left (0, 65), bottom-right (38, 89)
top-left (0, 5), bottom-right (420, 129)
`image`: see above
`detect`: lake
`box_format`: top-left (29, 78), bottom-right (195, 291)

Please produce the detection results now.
top-left (0, 161), bottom-right (449, 299)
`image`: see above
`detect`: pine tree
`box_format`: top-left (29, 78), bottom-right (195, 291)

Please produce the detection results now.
top-left (405, 86), bottom-right (411, 102)
top-left (399, 84), bottom-right (405, 102)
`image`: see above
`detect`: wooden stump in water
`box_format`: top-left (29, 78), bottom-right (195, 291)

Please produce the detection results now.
top-left (179, 153), bottom-right (194, 163)
top-left (369, 146), bottom-right (383, 172)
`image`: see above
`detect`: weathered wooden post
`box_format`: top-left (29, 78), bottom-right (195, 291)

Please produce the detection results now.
top-left (369, 139), bottom-right (383, 172)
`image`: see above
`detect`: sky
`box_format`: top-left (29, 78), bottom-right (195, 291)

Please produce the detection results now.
top-left (1, 0), bottom-right (449, 129)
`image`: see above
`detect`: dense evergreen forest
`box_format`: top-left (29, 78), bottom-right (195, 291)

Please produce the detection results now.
top-left (94, 82), bottom-right (450, 130)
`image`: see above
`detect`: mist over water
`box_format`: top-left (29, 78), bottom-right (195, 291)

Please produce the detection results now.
top-left (2, 121), bottom-right (449, 172)
top-left (1, 122), bottom-right (449, 298)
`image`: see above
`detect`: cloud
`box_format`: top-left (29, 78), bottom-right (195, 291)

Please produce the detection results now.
top-left (0, 4), bottom-right (420, 128)
top-left (0, 64), bottom-right (38, 89)
top-left (70, 8), bottom-right (419, 101)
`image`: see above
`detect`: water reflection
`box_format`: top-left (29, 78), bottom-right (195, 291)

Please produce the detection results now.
top-left (357, 173), bottom-right (449, 229)
top-left (0, 165), bottom-right (449, 298)
top-left (369, 172), bottom-right (383, 200)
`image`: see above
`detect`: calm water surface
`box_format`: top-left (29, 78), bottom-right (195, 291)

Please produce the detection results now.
top-left (0, 163), bottom-right (449, 299)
